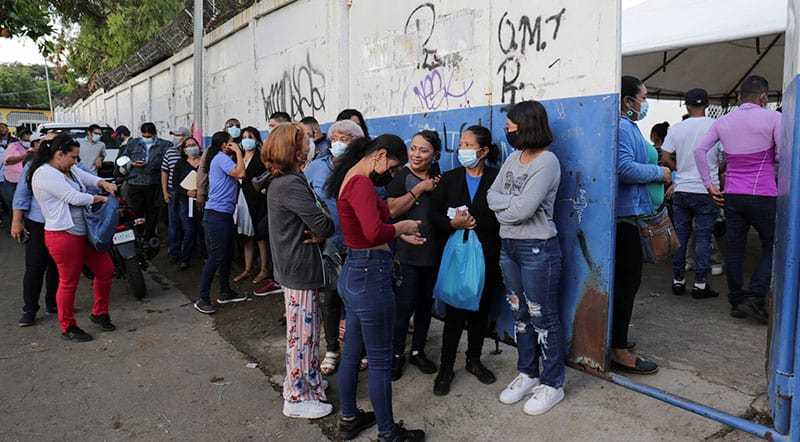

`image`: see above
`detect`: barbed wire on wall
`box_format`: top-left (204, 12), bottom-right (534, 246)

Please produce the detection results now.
top-left (92, 0), bottom-right (255, 93)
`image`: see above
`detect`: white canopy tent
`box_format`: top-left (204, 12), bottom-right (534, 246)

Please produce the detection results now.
top-left (622, 0), bottom-right (787, 105)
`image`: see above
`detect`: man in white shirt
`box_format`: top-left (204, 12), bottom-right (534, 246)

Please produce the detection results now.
top-left (660, 88), bottom-right (722, 300)
top-left (78, 124), bottom-right (106, 174)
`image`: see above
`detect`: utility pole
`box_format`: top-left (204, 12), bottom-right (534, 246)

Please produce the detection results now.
top-left (193, 0), bottom-right (203, 143)
top-left (43, 60), bottom-right (53, 117)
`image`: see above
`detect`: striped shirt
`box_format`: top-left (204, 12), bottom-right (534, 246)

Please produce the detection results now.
top-left (161, 145), bottom-right (182, 194)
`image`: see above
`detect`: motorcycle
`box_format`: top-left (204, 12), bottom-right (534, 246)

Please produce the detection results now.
top-left (108, 156), bottom-right (161, 299)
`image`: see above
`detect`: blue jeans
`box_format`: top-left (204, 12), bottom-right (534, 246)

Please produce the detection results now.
top-left (178, 198), bottom-right (207, 264)
top-left (393, 264), bottom-right (437, 356)
top-left (198, 209), bottom-right (235, 301)
top-left (167, 195), bottom-right (182, 258)
top-left (724, 194), bottom-right (776, 305)
top-left (672, 192), bottom-right (719, 281)
top-left (337, 249), bottom-right (396, 436)
top-left (499, 237), bottom-right (565, 388)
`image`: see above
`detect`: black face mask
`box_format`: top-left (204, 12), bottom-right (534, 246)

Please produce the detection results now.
top-left (369, 169), bottom-right (393, 187)
top-left (505, 130), bottom-right (518, 148)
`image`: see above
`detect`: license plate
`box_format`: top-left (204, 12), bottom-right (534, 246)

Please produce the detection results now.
top-left (112, 229), bottom-right (135, 245)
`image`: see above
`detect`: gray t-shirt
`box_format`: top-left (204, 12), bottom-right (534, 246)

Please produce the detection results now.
top-left (487, 150), bottom-right (561, 240)
top-left (65, 173), bottom-right (88, 236)
top-left (78, 138), bottom-right (106, 174)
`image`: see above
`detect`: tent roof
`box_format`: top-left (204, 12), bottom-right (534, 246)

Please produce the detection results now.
top-left (621, 0), bottom-right (787, 104)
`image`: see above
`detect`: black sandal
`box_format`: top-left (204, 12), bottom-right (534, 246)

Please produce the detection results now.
top-left (611, 357), bottom-right (658, 375)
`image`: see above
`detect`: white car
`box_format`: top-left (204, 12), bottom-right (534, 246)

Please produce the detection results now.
top-left (37, 122), bottom-right (121, 177)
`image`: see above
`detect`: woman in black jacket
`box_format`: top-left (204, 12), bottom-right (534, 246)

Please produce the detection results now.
top-left (429, 125), bottom-right (502, 396)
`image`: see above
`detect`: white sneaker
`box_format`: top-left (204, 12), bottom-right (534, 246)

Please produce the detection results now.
top-left (523, 385), bottom-right (565, 415)
top-left (282, 400), bottom-right (333, 419)
top-left (711, 264), bottom-right (723, 276)
top-left (499, 373), bottom-right (540, 404)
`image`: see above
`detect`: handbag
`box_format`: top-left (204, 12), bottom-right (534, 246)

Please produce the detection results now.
top-left (251, 170), bottom-right (273, 194)
top-left (84, 195), bottom-right (120, 253)
top-left (637, 205), bottom-right (680, 264)
top-left (322, 239), bottom-right (344, 293)
top-left (433, 229), bottom-right (485, 311)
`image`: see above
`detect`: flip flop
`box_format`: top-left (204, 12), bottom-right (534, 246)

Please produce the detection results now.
top-left (321, 352), bottom-right (340, 375)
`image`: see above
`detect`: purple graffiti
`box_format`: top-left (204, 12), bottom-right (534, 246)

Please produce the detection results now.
top-left (412, 68), bottom-right (474, 111)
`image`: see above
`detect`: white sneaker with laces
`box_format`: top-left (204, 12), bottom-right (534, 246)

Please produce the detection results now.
top-left (282, 399), bottom-right (333, 419)
top-left (499, 373), bottom-right (540, 404)
top-left (523, 385), bottom-right (565, 415)
top-left (711, 264), bottom-right (723, 276)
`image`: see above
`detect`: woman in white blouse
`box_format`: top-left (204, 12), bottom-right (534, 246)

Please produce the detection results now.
top-left (29, 133), bottom-right (118, 342)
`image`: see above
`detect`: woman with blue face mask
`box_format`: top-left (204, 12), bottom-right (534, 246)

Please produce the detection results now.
top-left (233, 126), bottom-right (280, 297)
top-left (172, 137), bottom-right (208, 269)
top-left (429, 125), bottom-right (502, 396)
top-left (612, 76), bottom-right (672, 375)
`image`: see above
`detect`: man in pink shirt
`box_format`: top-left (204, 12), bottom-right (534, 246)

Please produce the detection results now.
top-left (1, 128), bottom-right (31, 223)
top-left (694, 75), bottom-right (780, 323)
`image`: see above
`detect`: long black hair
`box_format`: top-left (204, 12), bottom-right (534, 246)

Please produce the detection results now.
top-left (325, 134), bottom-right (407, 199)
top-left (27, 133), bottom-right (80, 188)
top-left (203, 131), bottom-right (233, 172)
top-left (336, 108), bottom-right (370, 139)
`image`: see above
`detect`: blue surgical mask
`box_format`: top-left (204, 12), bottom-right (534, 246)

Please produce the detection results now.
top-left (627, 98), bottom-right (649, 121)
top-left (142, 137), bottom-right (155, 145)
top-left (458, 149), bottom-right (480, 169)
top-left (92, 134), bottom-right (101, 143)
top-left (227, 126), bottom-right (241, 138)
top-left (330, 141), bottom-right (348, 158)
top-left (185, 146), bottom-right (201, 157)
top-left (241, 138), bottom-right (256, 151)
top-left (22, 141), bottom-right (31, 148)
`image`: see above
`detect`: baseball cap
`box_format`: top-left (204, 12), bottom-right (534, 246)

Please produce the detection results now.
top-left (170, 127), bottom-right (192, 137)
top-left (30, 133), bottom-right (42, 142)
top-left (684, 88), bottom-right (709, 105)
top-left (112, 125), bottom-right (130, 137)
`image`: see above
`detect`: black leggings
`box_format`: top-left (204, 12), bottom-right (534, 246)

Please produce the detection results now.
top-left (613, 222), bottom-right (643, 349)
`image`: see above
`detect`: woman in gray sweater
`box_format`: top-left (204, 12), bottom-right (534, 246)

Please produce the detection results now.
top-left (263, 122), bottom-right (334, 420)
top-left (487, 100), bottom-right (565, 416)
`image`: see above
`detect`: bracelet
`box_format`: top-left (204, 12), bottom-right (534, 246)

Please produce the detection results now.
top-left (408, 190), bottom-right (420, 205)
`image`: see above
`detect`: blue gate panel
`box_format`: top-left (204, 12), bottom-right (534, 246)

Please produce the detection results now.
top-left (367, 93), bottom-right (619, 371)
top-left (769, 74), bottom-right (800, 436)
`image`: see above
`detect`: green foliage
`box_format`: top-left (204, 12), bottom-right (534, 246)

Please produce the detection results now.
top-left (0, 1), bottom-right (55, 54)
top-left (0, 63), bottom-right (73, 108)
top-left (49, 0), bottom-right (185, 89)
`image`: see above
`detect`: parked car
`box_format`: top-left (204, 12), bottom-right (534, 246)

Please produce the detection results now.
top-left (36, 122), bottom-right (121, 178)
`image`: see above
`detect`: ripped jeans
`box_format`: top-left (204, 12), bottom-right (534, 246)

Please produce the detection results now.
top-left (499, 237), bottom-right (565, 389)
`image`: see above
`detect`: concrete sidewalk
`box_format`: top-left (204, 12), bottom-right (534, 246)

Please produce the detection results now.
top-left (0, 229), bottom-right (764, 441)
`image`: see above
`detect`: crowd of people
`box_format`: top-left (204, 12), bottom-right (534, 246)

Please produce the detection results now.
top-left (3, 74), bottom-right (780, 441)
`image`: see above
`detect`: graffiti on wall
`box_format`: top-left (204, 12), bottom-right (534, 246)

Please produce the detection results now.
top-left (497, 8), bottom-right (567, 105)
top-left (260, 52), bottom-right (326, 120)
top-left (405, 3), bottom-right (474, 112)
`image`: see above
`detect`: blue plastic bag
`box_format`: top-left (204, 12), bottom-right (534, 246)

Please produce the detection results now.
top-left (84, 195), bottom-right (120, 253)
top-left (433, 229), bottom-right (485, 311)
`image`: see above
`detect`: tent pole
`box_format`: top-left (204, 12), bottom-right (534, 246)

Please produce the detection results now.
top-left (724, 33), bottom-right (782, 101)
top-left (642, 48), bottom-right (687, 82)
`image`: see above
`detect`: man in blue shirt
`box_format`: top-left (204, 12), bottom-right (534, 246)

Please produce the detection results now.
top-left (121, 122), bottom-right (172, 240)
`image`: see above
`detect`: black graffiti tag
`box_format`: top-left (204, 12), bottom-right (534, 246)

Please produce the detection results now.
top-left (260, 52), bottom-right (326, 120)
top-left (404, 3), bottom-right (443, 71)
top-left (497, 8), bottom-right (566, 104)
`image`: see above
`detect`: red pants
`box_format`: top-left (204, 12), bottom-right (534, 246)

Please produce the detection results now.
top-left (45, 231), bottom-right (114, 333)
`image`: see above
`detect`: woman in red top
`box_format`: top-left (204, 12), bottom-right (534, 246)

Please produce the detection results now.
top-left (325, 135), bottom-right (426, 442)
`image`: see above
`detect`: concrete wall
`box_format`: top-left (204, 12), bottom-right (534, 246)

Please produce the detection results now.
top-left (56, 0), bottom-right (621, 370)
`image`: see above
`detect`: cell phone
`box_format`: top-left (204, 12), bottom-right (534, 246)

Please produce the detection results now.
top-left (21, 230), bottom-right (30, 244)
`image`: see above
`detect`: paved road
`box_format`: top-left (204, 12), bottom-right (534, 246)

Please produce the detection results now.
top-left (0, 230), bottom-right (764, 441)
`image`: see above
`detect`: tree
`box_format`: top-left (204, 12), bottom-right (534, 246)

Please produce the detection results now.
top-left (49, 0), bottom-right (185, 90)
top-left (0, 1), bottom-right (55, 54)
top-left (0, 63), bottom-right (73, 108)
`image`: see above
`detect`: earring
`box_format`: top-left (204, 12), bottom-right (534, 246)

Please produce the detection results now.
top-left (626, 109), bottom-right (634, 117)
